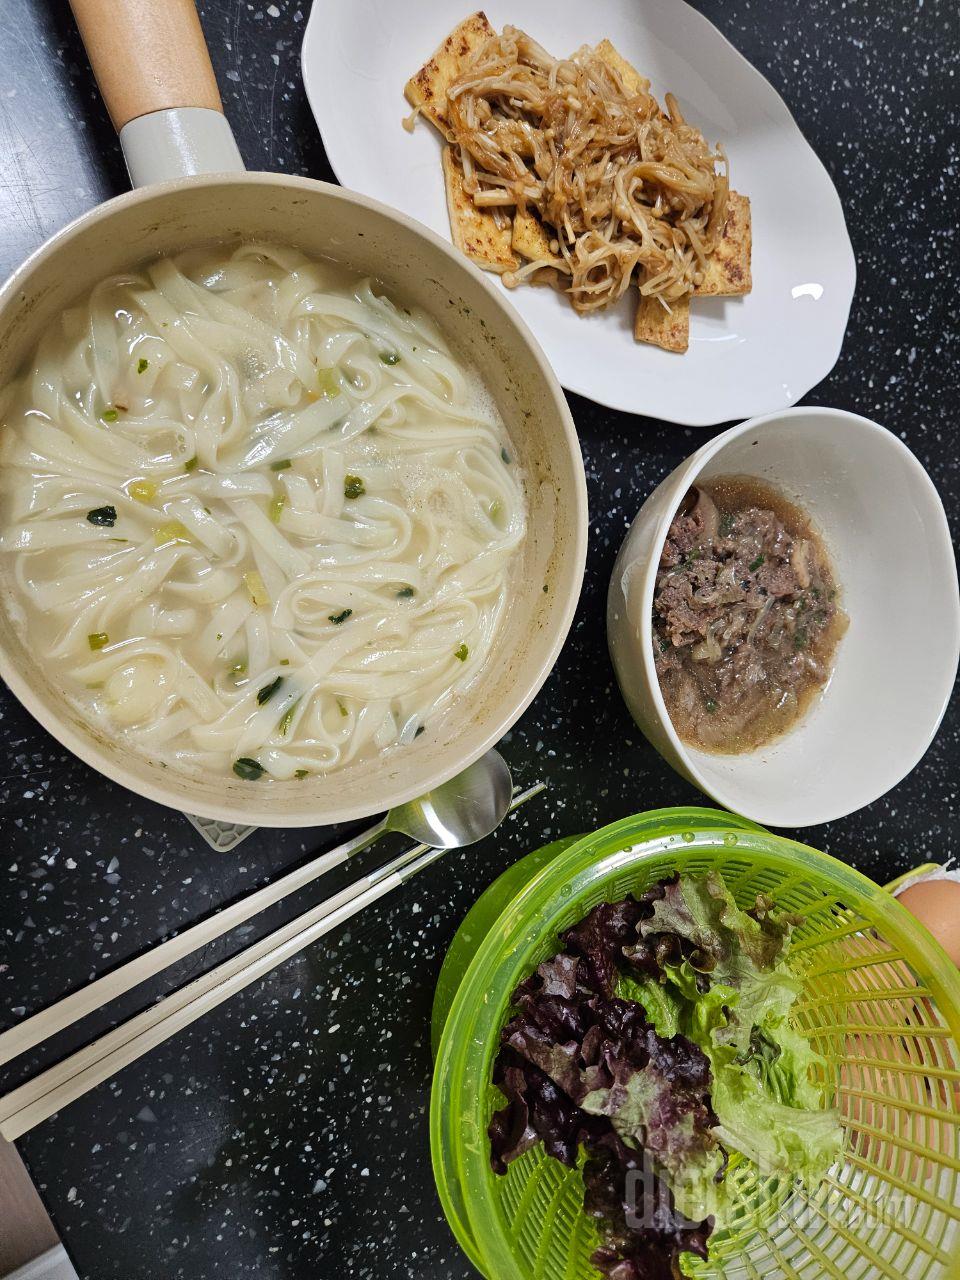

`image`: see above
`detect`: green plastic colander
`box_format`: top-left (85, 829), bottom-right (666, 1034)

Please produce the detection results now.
top-left (431, 808), bottom-right (960, 1280)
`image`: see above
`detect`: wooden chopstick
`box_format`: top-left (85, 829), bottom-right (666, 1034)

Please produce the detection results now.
top-left (0, 819), bottom-right (386, 1068)
top-left (0, 783), bottom-right (544, 1141)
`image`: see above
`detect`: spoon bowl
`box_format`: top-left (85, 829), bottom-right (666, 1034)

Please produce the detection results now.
top-left (386, 750), bottom-right (515, 849)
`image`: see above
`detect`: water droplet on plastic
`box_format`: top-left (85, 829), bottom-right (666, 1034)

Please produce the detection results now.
top-left (723, 833), bottom-right (738, 847)
top-left (681, 831), bottom-right (694, 843)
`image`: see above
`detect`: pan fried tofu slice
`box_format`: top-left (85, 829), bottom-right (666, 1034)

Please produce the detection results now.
top-left (695, 192), bottom-right (752, 297)
top-left (511, 209), bottom-right (568, 270)
top-left (404, 11), bottom-right (495, 142)
top-left (593, 38), bottom-right (651, 96)
top-left (634, 292), bottom-right (690, 353)
top-left (441, 146), bottom-right (518, 274)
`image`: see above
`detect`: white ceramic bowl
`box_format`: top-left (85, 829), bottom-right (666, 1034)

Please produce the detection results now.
top-left (607, 408), bottom-right (960, 827)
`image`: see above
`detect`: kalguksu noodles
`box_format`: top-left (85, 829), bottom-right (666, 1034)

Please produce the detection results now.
top-left (0, 242), bottom-right (526, 782)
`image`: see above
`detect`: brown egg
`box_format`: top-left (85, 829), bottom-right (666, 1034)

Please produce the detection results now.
top-left (897, 877), bottom-right (960, 967)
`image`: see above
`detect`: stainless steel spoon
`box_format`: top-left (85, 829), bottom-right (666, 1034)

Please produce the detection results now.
top-left (0, 750), bottom-right (515, 1067)
top-left (360, 746), bottom-right (514, 851)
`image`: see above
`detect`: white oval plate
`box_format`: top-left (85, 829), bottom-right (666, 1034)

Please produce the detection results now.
top-left (302, 0), bottom-right (856, 426)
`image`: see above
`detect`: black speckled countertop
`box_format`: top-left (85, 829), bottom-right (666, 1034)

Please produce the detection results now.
top-left (0, 1), bottom-right (958, 1277)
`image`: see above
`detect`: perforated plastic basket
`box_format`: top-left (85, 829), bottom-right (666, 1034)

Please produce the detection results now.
top-left (431, 809), bottom-right (960, 1280)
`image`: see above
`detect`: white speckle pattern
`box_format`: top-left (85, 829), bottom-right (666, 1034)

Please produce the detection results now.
top-left (0, 0), bottom-right (958, 1278)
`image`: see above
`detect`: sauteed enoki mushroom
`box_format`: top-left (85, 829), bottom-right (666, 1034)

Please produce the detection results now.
top-left (405, 12), bottom-right (752, 353)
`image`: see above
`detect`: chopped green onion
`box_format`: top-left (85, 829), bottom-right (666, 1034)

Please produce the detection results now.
top-left (257, 676), bottom-right (283, 705)
top-left (277, 698), bottom-right (300, 735)
top-left (101, 408), bottom-right (119, 423)
top-left (233, 757), bottom-right (264, 781)
top-left (87, 632), bottom-right (110, 651)
top-left (343, 474), bottom-right (365, 500)
top-left (269, 496), bottom-right (285, 524)
top-left (719, 513), bottom-right (734, 537)
top-left (243, 571), bottom-right (269, 607)
top-left (328, 608), bottom-right (352, 625)
top-left (415, 724), bottom-right (425, 737)
top-left (294, 768), bottom-right (309, 779)
top-left (336, 699), bottom-right (348, 717)
top-left (155, 520), bottom-right (189, 546)
top-left (379, 351), bottom-right (401, 365)
top-left (397, 585), bottom-right (416, 599)
top-left (705, 698), bottom-right (718, 714)
top-left (230, 659), bottom-right (247, 676)
top-left (488, 498), bottom-right (504, 522)
top-left (454, 643), bottom-right (469, 662)
top-left (184, 455), bottom-right (199, 473)
top-left (128, 479), bottom-right (157, 503)
top-left (316, 366), bottom-right (341, 398)
top-left (279, 658), bottom-right (290, 666)
top-left (542, 583), bottom-right (549, 593)
top-left (270, 459), bottom-right (292, 472)
top-left (500, 447), bottom-right (511, 464)
top-left (794, 630), bottom-right (808, 651)
top-left (137, 357), bottom-right (149, 374)
top-left (659, 638), bottom-right (671, 653)
top-left (748, 554), bottom-right (765, 572)
top-left (86, 505), bottom-right (117, 528)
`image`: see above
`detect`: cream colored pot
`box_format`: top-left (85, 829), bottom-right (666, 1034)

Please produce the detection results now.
top-left (0, 0), bottom-right (587, 826)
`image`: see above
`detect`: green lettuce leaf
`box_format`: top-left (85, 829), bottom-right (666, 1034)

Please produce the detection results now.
top-left (634, 874), bottom-right (843, 1190)
top-left (745, 1022), bottom-right (831, 1113)
top-left (616, 972), bottom-right (683, 1040)
top-left (710, 1058), bottom-right (842, 1182)
top-left (713, 964), bottom-right (802, 1057)
top-left (661, 961), bottom-right (737, 1051)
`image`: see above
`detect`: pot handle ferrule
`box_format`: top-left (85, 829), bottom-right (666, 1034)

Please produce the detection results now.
top-left (69, 0), bottom-right (245, 187)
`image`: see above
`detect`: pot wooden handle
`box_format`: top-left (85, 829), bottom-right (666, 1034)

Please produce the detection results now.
top-left (69, 0), bottom-right (223, 131)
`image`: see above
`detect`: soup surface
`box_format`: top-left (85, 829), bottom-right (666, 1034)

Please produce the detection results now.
top-left (653, 476), bottom-right (845, 753)
top-left (0, 243), bottom-right (525, 781)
